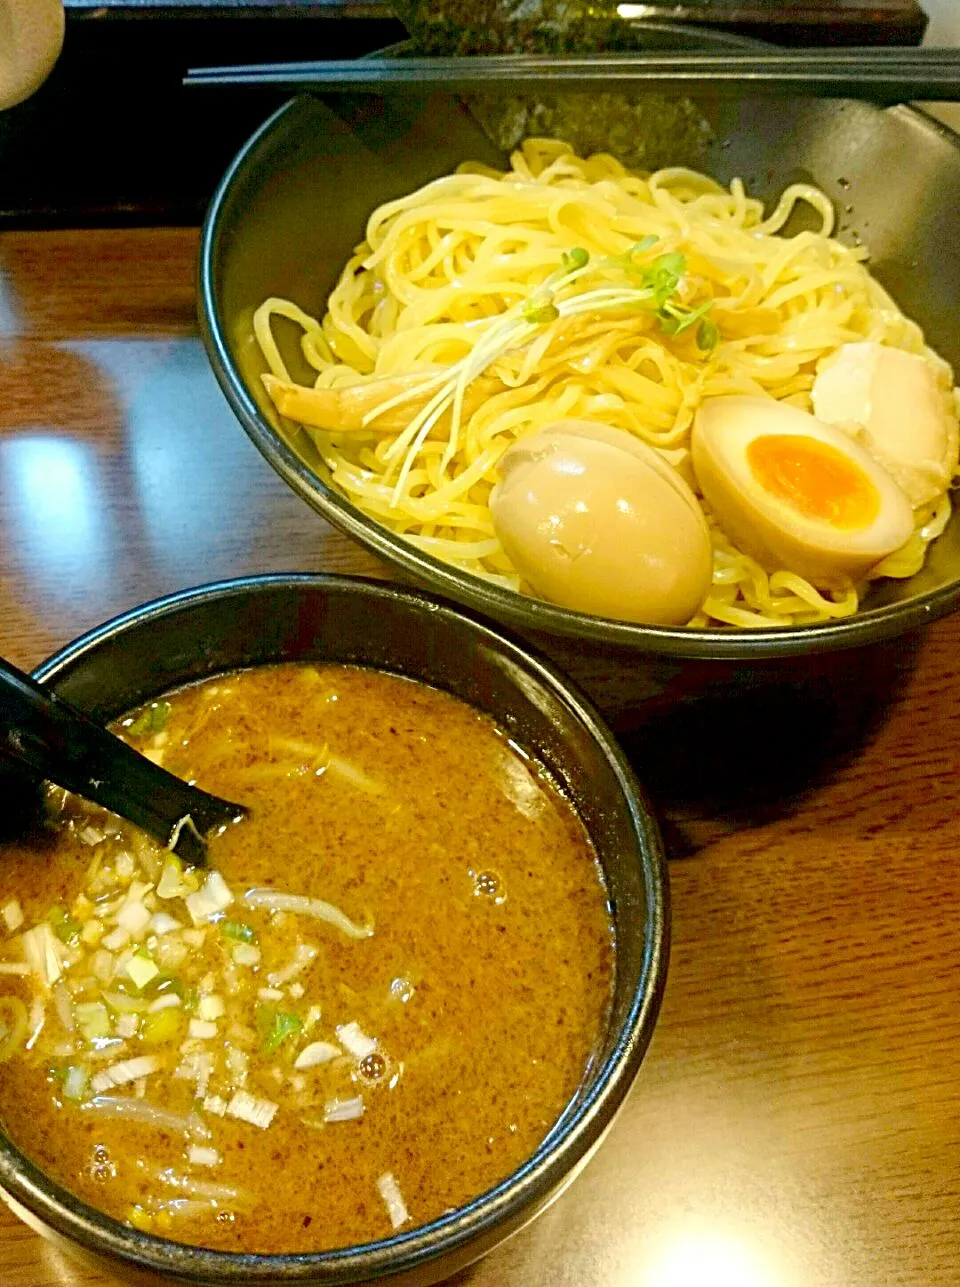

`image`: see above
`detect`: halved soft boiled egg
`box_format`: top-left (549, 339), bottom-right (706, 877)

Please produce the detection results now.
top-left (692, 396), bottom-right (915, 588)
top-left (490, 419), bottom-right (713, 625)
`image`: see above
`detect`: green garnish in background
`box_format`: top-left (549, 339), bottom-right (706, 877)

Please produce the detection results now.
top-left (641, 251), bottom-right (718, 348)
top-left (47, 905), bottom-right (81, 946)
top-left (221, 920), bottom-right (258, 944)
top-left (521, 243), bottom-right (719, 350)
top-left (127, 701), bottom-right (170, 737)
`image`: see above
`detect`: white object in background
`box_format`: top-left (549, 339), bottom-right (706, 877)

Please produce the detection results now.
top-left (0, 0), bottom-right (65, 111)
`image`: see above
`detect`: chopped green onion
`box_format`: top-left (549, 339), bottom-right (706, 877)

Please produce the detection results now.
top-left (126, 951), bottom-right (159, 991)
top-left (1, 900), bottom-right (24, 933)
top-left (145, 973), bottom-right (184, 999)
top-left (197, 994), bottom-right (225, 1022)
top-left (102, 990), bottom-right (150, 1015)
top-left (232, 942), bottom-right (261, 968)
top-left (49, 1060), bottom-right (91, 1101)
top-left (127, 702), bottom-right (170, 737)
top-left (22, 923), bottom-right (64, 987)
top-left (62, 1065), bottom-right (90, 1101)
top-left (76, 1001), bottom-right (111, 1040)
top-left (47, 906), bottom-right (81, 947)
top-left (226, 1088), bottom-right (277, 1129)
top-left (185, 871), bottom-right (234, 924)
top-left (255, 1004), bottom-right (302, 1056)
top-left (157, 856), bottom-right (188, 900)
top-left (221, 921), bottom-right (257, 944)
top-left (142, 1007), bottom-right (183, 1045)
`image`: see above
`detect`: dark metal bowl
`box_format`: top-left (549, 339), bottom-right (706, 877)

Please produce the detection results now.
top-left (198, 44), bottom-right (960, 686)
top-left (0, 574), bottom-right (668, 1285)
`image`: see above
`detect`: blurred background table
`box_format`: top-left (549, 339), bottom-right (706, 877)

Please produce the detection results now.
top-left (0, 0), bottom-right (937, 227)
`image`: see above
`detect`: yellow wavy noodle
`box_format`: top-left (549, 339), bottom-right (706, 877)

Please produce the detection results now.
top-left (253, 140), bottom-right (959, 627)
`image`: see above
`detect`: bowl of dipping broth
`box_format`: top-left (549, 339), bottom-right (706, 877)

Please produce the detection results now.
top-left (0, 574), bottom-right (667, 1285)
top-left (198, 45), bottom-right (960, 716)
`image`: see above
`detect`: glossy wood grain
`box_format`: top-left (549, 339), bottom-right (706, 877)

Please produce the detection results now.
top-left (1, 225), bottom-right (960, 1287)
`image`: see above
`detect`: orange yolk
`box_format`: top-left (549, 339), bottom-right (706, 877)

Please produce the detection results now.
top-left (746, 434), bottom-right (881, 529)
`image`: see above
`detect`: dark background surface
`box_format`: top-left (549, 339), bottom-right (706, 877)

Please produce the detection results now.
top-left (0, 0), bottom-right (929, 226)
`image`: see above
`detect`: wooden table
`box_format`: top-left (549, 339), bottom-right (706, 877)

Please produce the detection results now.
top-left (1, 226), bottom-right (960, 1287)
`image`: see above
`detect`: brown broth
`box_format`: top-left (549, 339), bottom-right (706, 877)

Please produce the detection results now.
top-left (0, 664), bottom-right (614, 1253)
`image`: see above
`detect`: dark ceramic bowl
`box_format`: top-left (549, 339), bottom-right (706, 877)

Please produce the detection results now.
top-left (197, 37), bottom-right (960, 704)
top-left (0, 574), bottom-right (668, 1286)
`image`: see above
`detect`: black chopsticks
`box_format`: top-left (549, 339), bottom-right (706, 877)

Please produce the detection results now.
top-left (184, 50), bottom-right (960, 104)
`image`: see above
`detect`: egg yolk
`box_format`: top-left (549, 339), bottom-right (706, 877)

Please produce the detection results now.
top-left (746, 434), bottom-right (881, 530)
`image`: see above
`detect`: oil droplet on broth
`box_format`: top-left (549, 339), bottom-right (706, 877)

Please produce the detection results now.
top-left (90, 1144), bottom-right (116, 1183)
top-left (359, 1052), bottom-right (386, 1082)
top-left (390, 976), bottom-right (414, 1004)
top-left (471, 869), bottom-right (506, 904)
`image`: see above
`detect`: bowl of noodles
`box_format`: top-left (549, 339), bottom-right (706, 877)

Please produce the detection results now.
top-left (198, 55), bottom-right (960, 701)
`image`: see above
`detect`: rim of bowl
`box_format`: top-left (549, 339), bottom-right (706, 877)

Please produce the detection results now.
top-left (0, 573), bottom-right (669, 1284)
top-left (197, 78), bottom-right (960, 662)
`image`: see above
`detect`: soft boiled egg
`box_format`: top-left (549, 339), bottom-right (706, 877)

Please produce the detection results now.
top-left (692, 396), bottom-right (915, 588)
top-left (490, 419), bottom-right (713, 625)
top-left (811, 341), bottom-right (958, 507)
